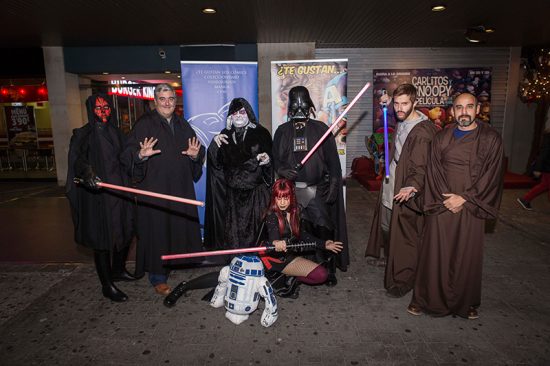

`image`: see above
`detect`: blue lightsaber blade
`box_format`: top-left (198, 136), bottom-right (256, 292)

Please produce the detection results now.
top-left (383, 105), bottom-right (390, 181)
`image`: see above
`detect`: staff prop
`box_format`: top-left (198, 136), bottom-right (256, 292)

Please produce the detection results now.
top-left (162, 242), bottom-right (318, 261)
top-left (73, 178), bottom-right (204, 207)
top-left (297, 82), bottom-right (371, 168)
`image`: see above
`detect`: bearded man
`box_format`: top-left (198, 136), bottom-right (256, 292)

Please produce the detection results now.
top-left (408, 92), bottom-right (503, 319)
top-left (365, 84), bottom-right (437, 298)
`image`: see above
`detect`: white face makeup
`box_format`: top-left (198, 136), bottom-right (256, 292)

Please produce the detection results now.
top-left (231, 108), bottom-right (249, 128)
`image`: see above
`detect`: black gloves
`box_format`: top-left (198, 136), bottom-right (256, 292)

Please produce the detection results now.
top-left (278, 167), bottom-right (298, 181)
top-left (79, 166), bottom-right (102, 190)
top-left (85, 175), bottom-right (102, 190)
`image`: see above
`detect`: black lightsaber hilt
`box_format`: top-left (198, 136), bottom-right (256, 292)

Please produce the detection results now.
top-left (265, 241), bottom-right (317, 251)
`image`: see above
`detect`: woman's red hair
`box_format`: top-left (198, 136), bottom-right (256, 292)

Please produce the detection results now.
top-left (268, 178), bottom-right (300, 238)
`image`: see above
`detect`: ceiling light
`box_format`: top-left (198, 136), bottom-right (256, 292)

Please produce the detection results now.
top-left (465, 27), bottom-right (486, 43)
top-left (102, 72), bottom-right (109, 75)
top-left (202, 8), bottom-right (216, 14)
top-left (465, 33), bottom-right (482, 43)
top-left (484, 27), bottom-right (495, 33)
top-left (177, 75), bottom-right (181, 78)
top-left (164, 70), bottom-right (172, 74)
top-left (121, 76), bottom-right (126, 80)
top-left (431, 4), bottom-right (446, 12)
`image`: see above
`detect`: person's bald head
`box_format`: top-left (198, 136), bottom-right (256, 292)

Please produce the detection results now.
top-left (452, 92), bottom-right (480, 128)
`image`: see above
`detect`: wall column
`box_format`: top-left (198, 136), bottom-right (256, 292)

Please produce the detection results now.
top-left (43, 47), bottom-right (84, 185)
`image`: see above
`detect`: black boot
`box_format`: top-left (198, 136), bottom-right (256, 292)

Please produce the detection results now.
top-left (278, 276), bottom-right (301, 299)
top-left (94, 250), bottom-right (128, 302)
top-left (325, 255), bottom-right (338, 287)
top-left (111, 247), bottom-right (137, 282)
top-left (164, 281), bottom-right (188, 308)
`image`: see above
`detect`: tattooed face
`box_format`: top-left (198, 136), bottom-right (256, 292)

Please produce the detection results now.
top-left (94, 97), bottom-right (111, 123)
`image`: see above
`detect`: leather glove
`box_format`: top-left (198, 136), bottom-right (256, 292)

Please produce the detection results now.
top-left (80, 166), bottom-right (102, 190)
top-left (278, 167), bottom-right (298, 180)
top-left (85, 175), bottom-right (102, 190)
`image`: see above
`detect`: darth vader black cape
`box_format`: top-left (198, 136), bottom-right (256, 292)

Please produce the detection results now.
top-left (272, 119), bottom-right (349, 270)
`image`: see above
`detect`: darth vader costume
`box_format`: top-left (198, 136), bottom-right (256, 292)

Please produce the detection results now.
top-left (66, 94), bottom-right (136, 302)
top-left (204, 98), bottom-right (273, 249)
top-left (272, 86), bottom-right (349, 285)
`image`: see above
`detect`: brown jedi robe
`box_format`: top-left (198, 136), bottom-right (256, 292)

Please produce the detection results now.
top-left (365, 120), bottom-right (437, 290)
top-left (411, 121), bottom-right (504, 318)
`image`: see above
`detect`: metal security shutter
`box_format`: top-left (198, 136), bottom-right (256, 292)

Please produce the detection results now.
top-left (315, 47), bottom-right (511, 174)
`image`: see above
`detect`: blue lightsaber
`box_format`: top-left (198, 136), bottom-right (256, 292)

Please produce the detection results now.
top-left (382, 90), bottom-right (390, 181)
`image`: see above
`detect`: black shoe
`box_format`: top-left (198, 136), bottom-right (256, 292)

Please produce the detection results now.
top-left (278, 277), bottom-right (300, 299)
top-left (102, 284), bottom-right (128, 302)
top-left (325, 273), bottom-right (338, 287)
top-left (386, 285), bottom-right (412, 298)
top-left (112, 269), bottom-right (138, 282)
top-left (95, 250), bottom-right (128, 302)
top-left (517, 198), bottom-right (533, 210)
top-left (325, 255), bottom-right (338, 287)
top-left (164, 281), bottom-right (188, 308)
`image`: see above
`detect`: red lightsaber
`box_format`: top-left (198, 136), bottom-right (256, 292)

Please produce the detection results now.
top-left (298, 82), bottom-right (371, 167)
top-left (99, 182), bottom-right (204, 207)
top-left (162, 242), bottom-right (317, 261)
top-left (74, 179), bottom-right (204, 207)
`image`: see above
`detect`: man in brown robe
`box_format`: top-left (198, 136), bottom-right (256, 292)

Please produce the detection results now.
top-left (408, 92), bottom-right (503, 319)
top-left (365, 84), bottom-right (437, 297)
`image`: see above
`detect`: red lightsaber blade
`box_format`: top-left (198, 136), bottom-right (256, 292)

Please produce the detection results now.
top-left (98, 182), bottom-right (204, 207)
top-left (299, 82), bottom-right (371, 167)
top-left (74, 178), bottom-right (204, 207)
top-left (162, 242), bottom-right (317, 261)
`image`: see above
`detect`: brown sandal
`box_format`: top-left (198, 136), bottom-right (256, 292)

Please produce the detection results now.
top-left (407, 304), bottom-right (423, 316)
top-left (467, 307), bottom-right (479, 320)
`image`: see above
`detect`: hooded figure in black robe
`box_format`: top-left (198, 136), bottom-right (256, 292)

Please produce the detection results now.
top-left (120, 84), bottom-right (205, 293)
top-left (66, 94), bottom-right (135, 302)
top-left (204, 98), bottom-right (273, 249)
top-left (272, 86), bottom-right (349, 286)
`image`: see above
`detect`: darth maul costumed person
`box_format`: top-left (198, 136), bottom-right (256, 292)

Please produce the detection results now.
top-left (272, 86), bottom-right (349, 286)
top-left (66, 94), bottom-right (136, 302)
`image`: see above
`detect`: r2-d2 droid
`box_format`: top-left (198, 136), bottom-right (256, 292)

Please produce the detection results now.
top-left (210, 255), bottom-right (278, 327)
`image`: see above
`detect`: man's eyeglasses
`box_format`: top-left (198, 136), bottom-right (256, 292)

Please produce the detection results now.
top-left (94, 106), bottom-right (111, 111)
top-left (158, 97), bottom-right (176, 104)
top-left (232, 109), bottom-right (247, 116)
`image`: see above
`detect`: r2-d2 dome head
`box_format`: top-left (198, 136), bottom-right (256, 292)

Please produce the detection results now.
top-left (229, 255), bottom-right (264, 277)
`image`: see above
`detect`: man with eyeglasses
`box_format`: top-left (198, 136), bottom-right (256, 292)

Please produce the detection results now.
top-left (122, 83), bottom-right (205, 296)
top-left (67, 94), bottom-right (135, 302)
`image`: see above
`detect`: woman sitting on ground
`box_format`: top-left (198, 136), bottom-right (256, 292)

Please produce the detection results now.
top-left (163, 178), bottom-right (342, 307)
top-left (260, 178), bottom-right (342, 289)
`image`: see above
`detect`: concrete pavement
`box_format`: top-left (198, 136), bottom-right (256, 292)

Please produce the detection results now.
top-left (0, 180), bottom-right (549, 365)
